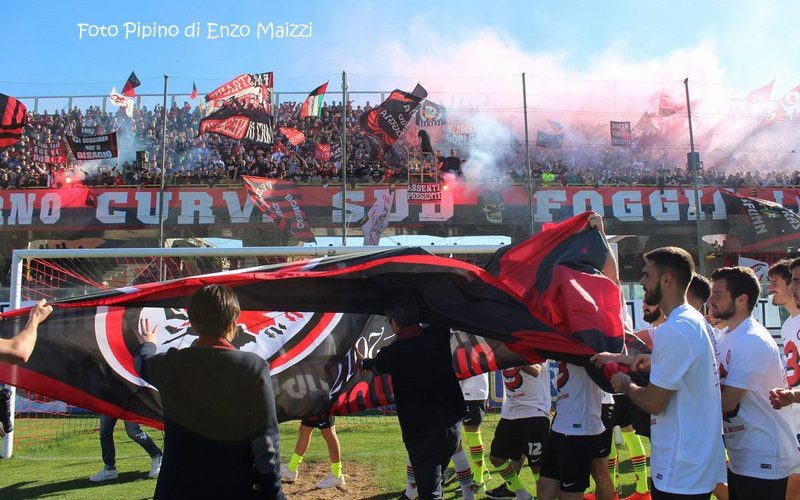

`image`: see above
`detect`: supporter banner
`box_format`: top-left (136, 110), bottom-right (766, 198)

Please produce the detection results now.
top-left (720, 191), bottom-right (800, 252)
top-left (0, 229), bottom-right (617, 426)
top-left (242, 175), bottom-right (315, 242)
top-left (362, 188), bottom-right (395, 245)
top-left (536, 130), bottom-right (564, 149)
top-left (445, 123), bottom-right (476, 145)
top-left (198, 100), bottom-right (274, 145)
top-left (407, 182), bottom-right (442, 204)
top-left (204, 72), bottom-right (273, 116)
top-left (416, 99), bottom-right (447, 127)
top-left (0, 93), bottom-right (28, 148)
top-left (360, 85), bottom-right (427, 149)
top-left (76, 126), bottom-right (98, 136)
top-left (610, 121), bottom-right (632, 147)
top-left (67, 132), bottom-right (118, 160)
top-left (314, 143), bottom-right (331, 163)
top-left (32, 140), bottom-right (66, 165)
top-left (737, 256), bottom-right (770, 280)
top-left (109, 88), bottom-right (134, 118)
top-left (278, 127), bottom-right (305, 146)
top-left (0, 186), bottom-right (798, 235)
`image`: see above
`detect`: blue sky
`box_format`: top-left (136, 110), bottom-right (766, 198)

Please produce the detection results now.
top-left (2, 0), bottom-right (799, 100)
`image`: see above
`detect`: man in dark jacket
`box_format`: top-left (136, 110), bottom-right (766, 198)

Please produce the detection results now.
top-left (361, 293), bottom-right (467, 500)
top-left (135, 284), bottom-right (285, 500)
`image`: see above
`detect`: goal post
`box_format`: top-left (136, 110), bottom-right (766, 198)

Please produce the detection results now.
top-left (2, 244), bottom-right (504, 458)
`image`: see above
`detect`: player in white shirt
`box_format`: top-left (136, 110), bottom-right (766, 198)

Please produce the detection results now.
top-left (767, 259), bottom-right (800, 499)
top-left (708, 266), bottom-right (799, 499)
top-left (610, 247), bottom-right (726, 499)
top-left (485, 362), bottom-right (551, 500)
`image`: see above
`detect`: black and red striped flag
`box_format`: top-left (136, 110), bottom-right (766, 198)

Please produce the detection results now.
top-left (0, 94), bottom-right (28, 148)
top-left (242, 175), bottom-right (316, 243)
top-left (359, 84), bottom-right (427, 149)
top-left (0, 215), bottom-right (622, 426)
top-left (190, 81), bottom-right (198, 100)
top-left (122, 71), bottom-right (141, 98)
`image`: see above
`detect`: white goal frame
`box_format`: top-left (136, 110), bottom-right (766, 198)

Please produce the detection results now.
top-left (3, 244), bottom-right (503, 458)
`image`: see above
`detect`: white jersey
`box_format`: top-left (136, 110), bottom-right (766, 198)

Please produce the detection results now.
top-left (780, 314), bottom-right (800, 436)
top-left (649, 304), bottom-right (727, 494)
top-left (500, 362), bottom-right (551, 420)
top-left (552, 361), bottom-right (604, 436)
top-left (459, 373), bottom-right (489, 401)
top-left (718, 317), bottom-right (800, 479)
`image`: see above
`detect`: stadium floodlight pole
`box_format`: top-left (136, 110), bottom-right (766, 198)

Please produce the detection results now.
top-left (341, 70), bottom-right (348, 246)
top-left (158, 74), bottom-right (169, 280)
top-left (684, 77), bottom-right (705, 276)
top-left (522, 72), bottom-right (534, 236)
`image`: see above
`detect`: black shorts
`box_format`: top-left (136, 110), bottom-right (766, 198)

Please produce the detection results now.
top-left (727, 469), bottom-right (787, 500)
top-left (612, 394), bottom-right (631, 428)
top-left (463, 400), bottom-right (486, 427)
top-left (490, 416), bottom-right (550, 467)
top-left (594, 403), bottom-right (615, 458)
top-left (539, 430), bottom-right (598, 492)
top-left (300, 415), bottom-right (335, 429)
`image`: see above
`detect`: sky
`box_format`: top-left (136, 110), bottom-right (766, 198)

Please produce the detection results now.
top-left (3, 0), bottom-right (799, 100)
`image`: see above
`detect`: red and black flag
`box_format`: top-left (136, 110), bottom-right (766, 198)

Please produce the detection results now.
top-left (359, 84), bottom-right (427, 149)
top-left (199, 98), bottom-right (274, 145)
top-left (122, 71), bottom-right (141, 98)
top-left (720, 191), bottom-right (800, 252)
top-left (0, 93), bottom-right (28, 148)
top-left (0, 217), bottom-right (621, 426)
top-left (278, 127), bottom-right (305, 146)
top-left (242, 175), bottom-right (316, 242)
top-left (300, 82), bottom-right (328, 118)
top-left (190, 81), bottom-right (198, 100)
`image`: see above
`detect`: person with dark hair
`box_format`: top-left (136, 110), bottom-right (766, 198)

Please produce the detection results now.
top-left (135, 284), bottom-right (285, 500)
top-left (610, 247), bottom-right (726, 499)
top-left (687, 274), bottom-right (712, 312)
top-left (359, 292), bottom-right (466, 500)
top-left (708, 267), bottom-right (799, 499)
top-left (767, 259), bottom-right (800, 498)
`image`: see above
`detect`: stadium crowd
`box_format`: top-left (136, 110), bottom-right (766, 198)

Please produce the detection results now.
top-left (0, 100), bottom-right (799, 189)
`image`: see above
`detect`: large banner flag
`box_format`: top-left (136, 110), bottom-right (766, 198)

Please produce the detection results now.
top-left (536, 130), bottom-right (564, 149)
top-left (0, 223), bottom-right (621, 426)
top-left (32, 140), bottom-right (66, 165)
top-left (300, 82), bottom-right (328, 118)
top-left (738, 256), bottom-right (770, 281)
top-left (0, 93), bottom-right (28, 148)
top-left (67, 132), bottom-right (118, 160)
top-left (204, 72), bottom-right (273, 116)
top-left (781, 84), bottom-right (800, 107)
top-left (362, 188), bottom-right (395, 245)
top-left (721, 191), bottom-right (800, 252)
top-left (242, 175), bottom-right (315, 242)
top-left (199, 98), bottom-right (274, 145)
top-left (658, 95), bottom-right (684, 116)
top-left (278, 127), bottom-right (305, 146)
top-left (313, 143), bottom-right (331, 163)
top-left (360, 84), bottom-right (427, 149)
top-left (109, 88), bottom-right (135, 118)
top-left (416, 100), bottom-right (447, 127)
top-left (610, 121), bottom-right (632, 147)
top-left (122, 71), bottom-right (141, 98)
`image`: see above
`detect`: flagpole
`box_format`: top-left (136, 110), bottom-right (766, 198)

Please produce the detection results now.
top-left (522, 73), bottom-right (534, 236)
top-left (158, 74), bottom-right (168, 280)
top-left (684, 78), bottom-right (705, 276)
top-left (341, 71), bottom-right (348, 246)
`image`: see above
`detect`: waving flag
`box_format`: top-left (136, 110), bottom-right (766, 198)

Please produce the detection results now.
top-left (314, 143), bottom-right (331, 163)
top-left (242, 175), bottom-right (315, 243)
top-left (0, 94), bottom-right (28, 148)
top-left (721, 191), bottom-right (800, 252)
top-left (782, 84), bottom-right (800, 107)
top-left (658, 95), bottom-right (685, 116)
top-left (360, 85), bottom-right (427, 149)
top-left (190, 81), bottom-right (198, 100)
top-left (546, 119), bottom-right (564, 133)
top-left (278, 127), bottom-right (305, 146)
top-left (747, 79), bottom-right (775, 103)
top-left (109, 88), bottom-right (135, 118)
top-left (300, 82), bottom-right (328, 118)
top-left (536, 130), bottom-right (564, 149)
top-left (122, 71), bottom-right (141, 98)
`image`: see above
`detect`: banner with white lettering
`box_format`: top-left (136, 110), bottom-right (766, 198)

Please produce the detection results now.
top-left (32, 140), bottom-right (66, 164)
top-left (360, 85), bottom-right (427, 149)
top-left (416, 100), bottom-right (447, 127)
top-left (67, 132), bottom-right (118, 160)
top-left (407, 183), bottom-right (442, 204)
top-left (610, 121), bottom-right (632, 147)
top-left (720, 191), bottom-right (800, 252)
top-left (242, 175), bottom-right (315, 242)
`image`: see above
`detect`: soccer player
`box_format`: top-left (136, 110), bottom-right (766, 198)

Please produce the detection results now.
top-left (486, 362), bottom-right (550, 500)
top-left (709, 267), bottom-right (800, 499)
top-left (280, 415), bottom-right (345, 489)
top-left (610, 247), bottom-right (726, 499)
top-left (767, 259), bottom-right (800, 499)
top-left (460, 373), bottom-right (489, 489)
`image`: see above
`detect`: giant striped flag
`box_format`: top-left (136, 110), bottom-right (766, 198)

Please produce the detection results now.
top-left (300, 82), bottom-right (328, 118)
top-left (0, 94), bottom-right (27, 148)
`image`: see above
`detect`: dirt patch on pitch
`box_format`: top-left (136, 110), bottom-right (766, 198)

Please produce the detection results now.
top-left (280, 461), bottom-right (385, 499)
